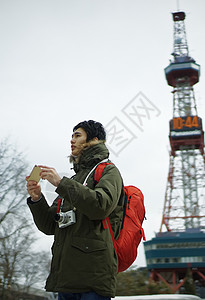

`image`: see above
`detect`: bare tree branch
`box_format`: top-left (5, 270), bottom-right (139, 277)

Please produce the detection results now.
top-left (0, 137), bottom-right (51, 297)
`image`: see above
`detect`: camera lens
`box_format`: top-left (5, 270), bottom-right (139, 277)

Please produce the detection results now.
top-left (55, 213), bottom-right (60, 222)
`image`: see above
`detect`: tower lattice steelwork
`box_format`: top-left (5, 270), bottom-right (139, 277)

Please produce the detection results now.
top-left (161, 11), bottom-right (205, 233)
top-left (144, 11), bottom-right (205, 295)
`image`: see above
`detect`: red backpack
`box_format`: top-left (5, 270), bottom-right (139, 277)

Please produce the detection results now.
top-left (94, 162), bottom-right (146, 273)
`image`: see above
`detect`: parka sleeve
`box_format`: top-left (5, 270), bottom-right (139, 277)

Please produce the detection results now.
top-left (55, 164), bottom-right (123, 220)
top-left (27, 195), bottom-right (58, 235)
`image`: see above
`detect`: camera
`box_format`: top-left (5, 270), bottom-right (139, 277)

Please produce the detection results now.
top-left (55, 210), bottom-right (76, 228)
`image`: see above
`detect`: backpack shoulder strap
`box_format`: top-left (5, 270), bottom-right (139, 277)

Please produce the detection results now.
top-left (103, 217), bottom-right (116, 250)
top-left (94, 162), bottom-right (113, 182)
top-left (94, 162), bottom-right (118, 237)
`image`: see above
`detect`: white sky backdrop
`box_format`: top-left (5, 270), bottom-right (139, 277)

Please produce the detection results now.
top-left (1, 0), bottom-right (205, 268)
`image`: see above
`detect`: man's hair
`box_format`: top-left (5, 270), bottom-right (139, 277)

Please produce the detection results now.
top-left (73, 120), bottom-right (106, 142)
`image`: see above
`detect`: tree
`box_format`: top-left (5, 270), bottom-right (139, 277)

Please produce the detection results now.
top-left (0, 216), bottom-right (51, 294)
top-left (0, 138), bottom-right (29, 230)
top-left (116, 267), bottom-right (148, 295)
top-left (116, 267), bottom-right (171, 296)
top-left (0, 138), bottom-right (51, 298)
top-left (182, 269), bottom-right (196, 295)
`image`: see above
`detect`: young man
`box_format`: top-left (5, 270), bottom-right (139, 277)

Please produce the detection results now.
top-left (26, 120), bottom-right (124, 300)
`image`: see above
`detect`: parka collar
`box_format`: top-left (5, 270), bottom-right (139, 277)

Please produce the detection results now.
top-left (73, 142), bottom-right (109, 173)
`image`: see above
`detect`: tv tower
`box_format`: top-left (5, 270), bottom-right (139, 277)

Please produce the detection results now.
top-left (161, 11), bottom-right (205, 233)
top-left (144, 11), bottom-right (205, 295)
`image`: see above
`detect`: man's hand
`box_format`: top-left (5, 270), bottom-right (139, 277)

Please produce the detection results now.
top-left (26, 178), bottom-right (42, 201)
top-left (39, 165), bottom-right (62, 187)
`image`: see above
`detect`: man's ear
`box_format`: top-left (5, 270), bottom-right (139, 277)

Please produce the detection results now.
top-left (92, 137), bottom-right (99, 142)
top-left (86, 137), bottom-right (99, 148)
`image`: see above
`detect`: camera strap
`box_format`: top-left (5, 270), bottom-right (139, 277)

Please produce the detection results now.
top-left (83, 159), bottom-right (109, 186)
top-left (56, 197), bottom-right (64, 213)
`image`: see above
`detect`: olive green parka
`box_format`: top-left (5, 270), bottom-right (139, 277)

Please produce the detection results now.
top-left (27, 143), bottom-right (124, 297)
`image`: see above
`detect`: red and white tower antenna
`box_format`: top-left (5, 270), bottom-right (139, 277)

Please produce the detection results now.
top-left (144, 12), bottom-right (205, 294)
top-left (160, 11), bottom-right (205, 232)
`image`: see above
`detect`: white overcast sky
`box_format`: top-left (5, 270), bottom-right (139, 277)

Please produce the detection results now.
top-left (1, 0), bottom-right (205, 268)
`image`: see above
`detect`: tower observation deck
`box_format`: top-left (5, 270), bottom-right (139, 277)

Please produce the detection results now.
top-left (144, 11), bottom-right (205, 295)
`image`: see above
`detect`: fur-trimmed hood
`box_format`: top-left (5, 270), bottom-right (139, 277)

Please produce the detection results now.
top-left (69, 140), bottom-right (106, 164)
top-left (70, 141), bottom-right (109, 173)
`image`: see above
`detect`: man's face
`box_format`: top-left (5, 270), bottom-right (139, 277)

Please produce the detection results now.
top-left (71, 128), bottom-right (87, 156)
